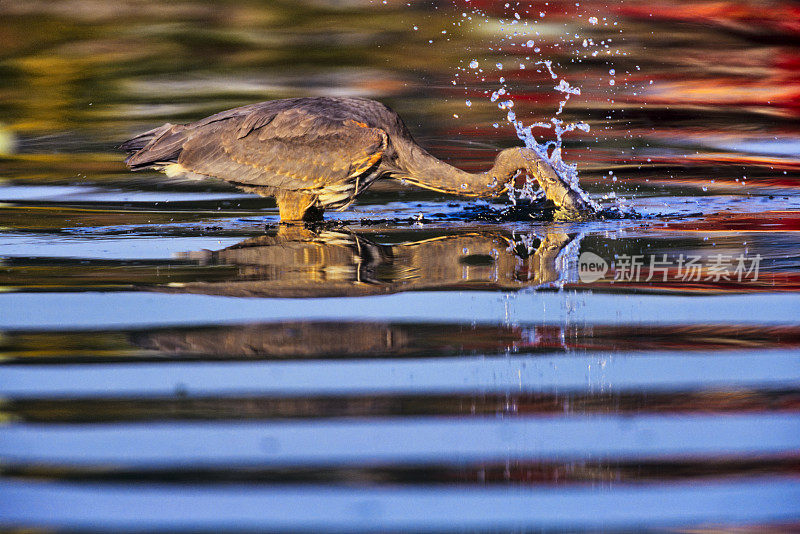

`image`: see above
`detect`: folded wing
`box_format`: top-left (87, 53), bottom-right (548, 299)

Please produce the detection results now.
top-left (172, 105), bottom-right (386, 195)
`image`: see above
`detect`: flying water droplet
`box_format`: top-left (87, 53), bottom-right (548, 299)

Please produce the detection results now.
top-left (554, 79), bottom-right (581, 95)
top-left (490, 87), bottom-right (507, 102)
top-left (469, 60), bottom-right (479, 69)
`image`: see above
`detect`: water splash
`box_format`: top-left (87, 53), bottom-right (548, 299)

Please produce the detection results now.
top-left (511, 117), bottom-right (598, 212)
top-left (451, 3), bottom-right (627, 216)
top-left (492, 60), bottom-right (598, 212)
top-left (536, 60), bottom-right (559, 80)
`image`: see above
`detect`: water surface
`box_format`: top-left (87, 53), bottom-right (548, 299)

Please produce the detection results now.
top-left (1, 0), bottom-right (799, 532)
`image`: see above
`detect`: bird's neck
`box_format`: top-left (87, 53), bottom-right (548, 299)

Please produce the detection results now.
top-left (393, 141), bottom-right (502, 197)
top-left (393, 140), bottom-right (596, 215)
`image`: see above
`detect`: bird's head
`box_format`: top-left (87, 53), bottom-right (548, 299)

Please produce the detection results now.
top-left (490, 147), bottom-right (593, 215)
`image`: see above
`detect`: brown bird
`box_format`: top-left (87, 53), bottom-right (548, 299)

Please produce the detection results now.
top-left (121, 97), bottom-right (594, 221)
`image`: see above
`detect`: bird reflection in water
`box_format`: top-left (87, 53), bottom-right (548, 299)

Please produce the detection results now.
top-left (134, 227), bottom-right (575, 358)
top-left (169, 226), bottom-right (576, 298)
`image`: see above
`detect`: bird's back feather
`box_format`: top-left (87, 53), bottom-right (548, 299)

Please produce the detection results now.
top-left (120, 97), bottom-right (407, 208)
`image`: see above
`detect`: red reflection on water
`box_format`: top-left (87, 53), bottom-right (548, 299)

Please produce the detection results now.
top-left (618, 1), bottom-right (800, 37)
top-left (658, 211), bottom-right (800, 232)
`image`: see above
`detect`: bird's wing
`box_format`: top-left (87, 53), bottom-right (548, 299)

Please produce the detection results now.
top-left (177, 106), bottom-right (387, 192)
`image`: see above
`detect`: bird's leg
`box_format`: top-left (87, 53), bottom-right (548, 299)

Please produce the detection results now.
top-left (275, 224), bottom-right (320, 240)
top-left (275, 191), bottom-right (323, 222)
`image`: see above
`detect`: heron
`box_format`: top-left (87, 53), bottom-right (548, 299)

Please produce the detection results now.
top-left (121, 97), bottom-right (595, 221)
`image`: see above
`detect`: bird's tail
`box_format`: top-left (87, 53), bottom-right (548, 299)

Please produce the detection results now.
top-left (119, 123), bottom-right (188, 170)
